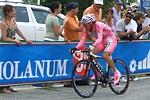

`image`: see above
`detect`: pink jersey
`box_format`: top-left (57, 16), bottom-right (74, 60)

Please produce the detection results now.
top-left (76, 22), bottom-right (117, 54)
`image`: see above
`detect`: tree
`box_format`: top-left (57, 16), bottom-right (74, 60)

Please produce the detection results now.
top-left (22, 0), bottom-right (138, 19)
top-left (22, 0), bottom-right (37, 4)
top-left (40, 0), bottom-right (93, 20)
top-left (122, 0), bottom-right (138, 6)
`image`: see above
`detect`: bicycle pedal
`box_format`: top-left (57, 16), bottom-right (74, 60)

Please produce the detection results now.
top-left (101, 83), bottom-right (107, 88)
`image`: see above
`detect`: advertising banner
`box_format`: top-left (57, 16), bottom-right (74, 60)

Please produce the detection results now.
top-left (0, 41), bottom-right (150, 85)
top-left (140, 0), bottom-right (150, 13)
top-left (113, 41), bottom-right (150, 74)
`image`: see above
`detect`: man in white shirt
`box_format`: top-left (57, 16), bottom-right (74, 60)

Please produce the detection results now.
top-left (113, 0), bottom-right (122, 27)
top-left (115, 11), bottom-right (136, 41)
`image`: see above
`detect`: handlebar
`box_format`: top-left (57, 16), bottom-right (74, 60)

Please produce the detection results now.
top-left (72, 50), bottom-right (89, 60)
top-left (72, 50), bottom-right (103, 59)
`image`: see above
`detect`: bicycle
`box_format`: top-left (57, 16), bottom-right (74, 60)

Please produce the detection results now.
top-left (71, 49), bottom-right (130, 98)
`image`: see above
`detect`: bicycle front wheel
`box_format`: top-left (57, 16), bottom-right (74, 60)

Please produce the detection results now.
top-left (108, 59), bottom-right (130, 95)
top-left (71, 60), bottom-right (98, 98)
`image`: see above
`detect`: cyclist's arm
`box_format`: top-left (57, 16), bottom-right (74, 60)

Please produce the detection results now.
top-left (76, 29), bottom-right (87, 49)
top-left (92, 26), bottom-right (103, 46)
top-left (92, 34), bottom-right (102, 46)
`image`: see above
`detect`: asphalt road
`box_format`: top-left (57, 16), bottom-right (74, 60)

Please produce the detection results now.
top-left (1, 77), bottom-right (150, 100)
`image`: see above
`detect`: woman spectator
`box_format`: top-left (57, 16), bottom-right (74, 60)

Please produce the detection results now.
top-left (43, 1), bottom-right (70, 89)
top-left (1, 5), bottom-right (32, 45)
top-left (0, 4), bottom-right (32, 93)
top-left (101, 8), bottom-right (114, 32)
top-left (101, 8), bottom-right (121, 41)
top-left (44, 1), bottom-right (70, 42)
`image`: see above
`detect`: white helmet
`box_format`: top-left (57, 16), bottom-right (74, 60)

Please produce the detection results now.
top-left (81, 14), bottom-right (96, 24)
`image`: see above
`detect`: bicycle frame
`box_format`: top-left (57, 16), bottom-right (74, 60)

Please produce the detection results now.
top-left (73, 50), bottom-right (109, 84)
top-left (90, 56), bottom-right (109, 86)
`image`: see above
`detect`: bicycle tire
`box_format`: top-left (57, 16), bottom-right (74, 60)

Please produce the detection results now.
top-left (71, 60), bottom-right (98, 98)
top-left (108, 58), bottom-right (130, 95)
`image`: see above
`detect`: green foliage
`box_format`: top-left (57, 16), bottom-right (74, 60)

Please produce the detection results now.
top-left (22, 0), bottom-right (37, 4)
top-left (102, 0), bottom-right (114, 18)
top-left (22, 0), bottom-right (138, 19)
top-left (122, 0), bottom-right (138, 6)
top-left (40, 0), bottom-right (93, 20)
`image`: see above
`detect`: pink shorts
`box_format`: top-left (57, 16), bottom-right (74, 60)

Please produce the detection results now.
top-left (95, 41), bottom-right (117, 55)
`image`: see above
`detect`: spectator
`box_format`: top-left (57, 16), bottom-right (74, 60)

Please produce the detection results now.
top-left (101, 8), bottom-right (115, 32)
top-left (83, 0), bottom-right (103, 40)
top-left (43, 1), bottom-right (70, 89)
top-left (0, 4), bottom-right (32, 93)
top-left (64, 2), bottom-right (83, 41)
top-left (143, 9), bottom-right (150, 27)
top-left (133, 8), bottom-right (138, 17)
top-left (134, 11), bottom-right (150, 39)
top-left (142, 9), bottom-right (150, 39)
top-left (83, 0), bottom-right (103, 21)
top-left (115, 11), bottom-right (137, 41)
top-left (44, 1), bottom-right (70, 43)
top-left (113, 0), bottom-right (122, 27)
top-left (122, 6), bottom-right (132, 19)
top-left (63, 2), bottom-right (83, 87)
top-left (1, 5), bottom-right (32, 45)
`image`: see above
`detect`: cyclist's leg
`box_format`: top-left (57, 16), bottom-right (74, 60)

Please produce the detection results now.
top-left (108, 59), bottom-right (129, 94)
top-left (102, 41), bottom-right (120, 84)
top-left (91, 47), bottom-right (99, 63)
top-left (92, 44), bottom-right (104, 63)
top-left (103, 51), bottom-right (116, 72)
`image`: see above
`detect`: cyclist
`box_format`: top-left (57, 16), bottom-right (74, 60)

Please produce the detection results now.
top-left (71, 14), bottom-right (120, 84)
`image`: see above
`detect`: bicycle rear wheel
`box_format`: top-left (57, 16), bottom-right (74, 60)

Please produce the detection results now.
top-left (71, 60), bottom-right (98, 98)
top-left (108, 59), bottom-right (130, 95)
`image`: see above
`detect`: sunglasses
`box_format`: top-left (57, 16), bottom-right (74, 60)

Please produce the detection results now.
top-left (125, 15), bottom-right (132, 18)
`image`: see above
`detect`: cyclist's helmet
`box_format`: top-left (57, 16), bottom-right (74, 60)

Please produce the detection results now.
top-left (81, 14), bottom-right (96, 24)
